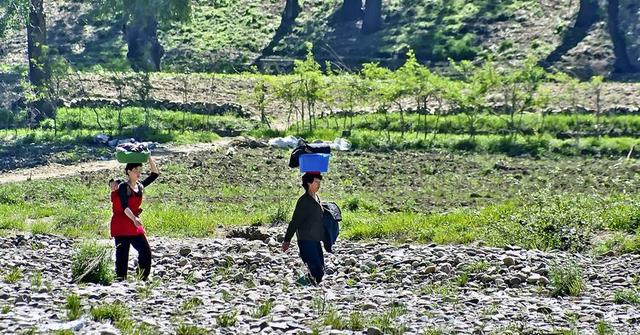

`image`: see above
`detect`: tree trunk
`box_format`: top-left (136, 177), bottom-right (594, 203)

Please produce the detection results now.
top-left (255, 0), bottom-right (301, 64)
top-left (338, 0), bottom-right (363, 22)
top-left (542, 0), bottom-right (599, 67)
top-left (123, 14), bottom-right (164, 72)
top-left (27, 0), bottom-right (53, 121)
top-left (607, 0), bottom-right (638, 73)
top-left (284, 0), bottom-right (302, 23)
top-left (362, 0), bottom-right (382, 34)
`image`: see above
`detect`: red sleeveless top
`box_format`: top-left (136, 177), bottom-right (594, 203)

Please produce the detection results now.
top-left (110, 187), bottom-right (145, 237)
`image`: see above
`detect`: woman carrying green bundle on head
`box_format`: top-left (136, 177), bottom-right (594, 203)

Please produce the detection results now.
top-left (110, 156), bottom-right (159, 281)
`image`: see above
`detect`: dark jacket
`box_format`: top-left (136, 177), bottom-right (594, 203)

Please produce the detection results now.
top-left (322, 202), bottom-right (341, 253)
top-left (284, 193), bottom-right (325, 242)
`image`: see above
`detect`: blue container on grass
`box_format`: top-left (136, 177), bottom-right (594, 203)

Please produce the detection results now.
top-left (299, 153), bottom-right (330, 173)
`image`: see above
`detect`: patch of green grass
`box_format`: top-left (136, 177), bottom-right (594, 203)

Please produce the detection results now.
top-left (30, 220), bottom-right (53, 235)
top-left (420, 281), bottom-right (459, 300)
top-left (370, 304), bottom-right (408, 335)
top-left (90, 302), bottom-right (129, 323)
top-left (313, 112), bottom-right (640, 139)
top-left (594, 233), bottom-right (640, 256)
top-left (348, 311), bottom-right (365, 331)
top-left (463, 260), bottom-right (490, 273)
top-left (454, 271), bottom-right (469, 287)
top-left (614, 289), bottom-right (640, 305)
top-left (311, 295), bottom-right (327, 315)
top-left (595, 320), bottom-right (615, 335)
top-left (323, 309), bottom-right (346, 329)
top-left (423, 328), bottom-right (448, 335)
top-left (65, 293), bottom-right (83, 321)
top-left (287, 124), bottom-right (640, 158)
top-left (216, 310), bottom-right (238, 327)
top-left (549, 262), bottom-right (584, 297)
top-left (136, 279), bottom-right (161, 300)
top-left (180, 297), bottom-right (203, 313)
top-left (252, 300), bottom-right (274, 318)
top-left (30, 271), bottom-right (42, 289)
top-left (114, 319), bottom-right (156, 335)
top-left (175, 323), bottom-right (209, 335)
top-left (71, 242), bottom-right (115, 285)
top-left (3, 267), bottom-right (22, 284)
top-left (0, 107), bottom-right (256, 158)
top-left (1, 305), bottom-right (11, 314)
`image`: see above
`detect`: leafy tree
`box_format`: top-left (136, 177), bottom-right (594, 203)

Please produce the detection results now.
top-left (361, 62), bottom-right (395, 141)
top-left (271, 76), bottom-right (301, 131)
top-left (90, 0), bottom-right (192, 71)
top-left (1, 0), bottom-right (53, 120)
top-left (450, 59), bottom-right (499, 138)
top-left (500, 56), bottom-right (547, 138)
top-left (292, 43), bottom-right (326, 132)
top-left (552, 72), bottom-right (584, 143)
top-left (325, 72), bottom-right (366, 131)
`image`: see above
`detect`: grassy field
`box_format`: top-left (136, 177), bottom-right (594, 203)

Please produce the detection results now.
top-left (250, 111), bottom-right (640, 158)
top-left (0, 107), bottom-right (258, 170)
top-left (316, 112), bottom-right (640, 136)
top-left (1, 147), bottom-right (638, 255)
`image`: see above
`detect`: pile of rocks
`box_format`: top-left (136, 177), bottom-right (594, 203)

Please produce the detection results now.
top-left (0, 232), bottom-right (638, 334)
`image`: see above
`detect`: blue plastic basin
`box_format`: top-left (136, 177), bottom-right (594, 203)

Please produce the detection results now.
top-left (299, 153), bottom-right (330, 173)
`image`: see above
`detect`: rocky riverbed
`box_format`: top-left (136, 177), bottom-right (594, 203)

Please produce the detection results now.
top-left (0, 231), bottom-right (639, 334)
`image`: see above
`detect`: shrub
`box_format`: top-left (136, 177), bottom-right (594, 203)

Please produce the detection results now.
top-left (65, 293), bottom-right (82, 320)
top-left (549, 262), bottom-right (584, 297)
top-left (90, 302), bottom-right (129, 322)
top-left (71, 242), bottom-right (114, 285)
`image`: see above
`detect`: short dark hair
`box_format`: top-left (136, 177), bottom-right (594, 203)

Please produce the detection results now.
top-left (302, 173), bottom-right (322, 191)
top-left (125, 163), bottom-right (142, 174)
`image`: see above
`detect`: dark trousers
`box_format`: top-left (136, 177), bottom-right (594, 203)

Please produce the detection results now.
top-left (114, 235), bottom-right (152, 280)
top-left (298, 240), bottom-right (325, 284)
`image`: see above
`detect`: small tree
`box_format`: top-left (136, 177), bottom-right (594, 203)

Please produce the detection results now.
top-left (362, 62), bottom-right (395, 141)
top-left (133, 72), bottom-right (153, 127)
top-left (47, 55), bottom-right (75, 135)
top-left (589, 75), bottom-right (604, 137)
top-left (326, 72), bottom-right (366, 132)
top-left (254, 78), bottom-right (270, 129)
top-left (397, 50), bottom-right (441, 139)
top-left (535, 86), bottom-right (552, 137)
top-left (500, 56), bottom-right (546, 139)
top-left (394, 50), bottom-right (421, 138)
top-left (271, 76), bottom-right (300, 131)
top-left (450, 59), bottom-right (499, 138)
top-left (179, 73), bottom-right (190, 133)
top-left (427, 74), bottom-right (450, 141)
top-left (110, 71), bottom-right (128, 134)
top-left (552, 72), bottom-right (584, 144)
top-left (292, 43), bottom-right (326, 132)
